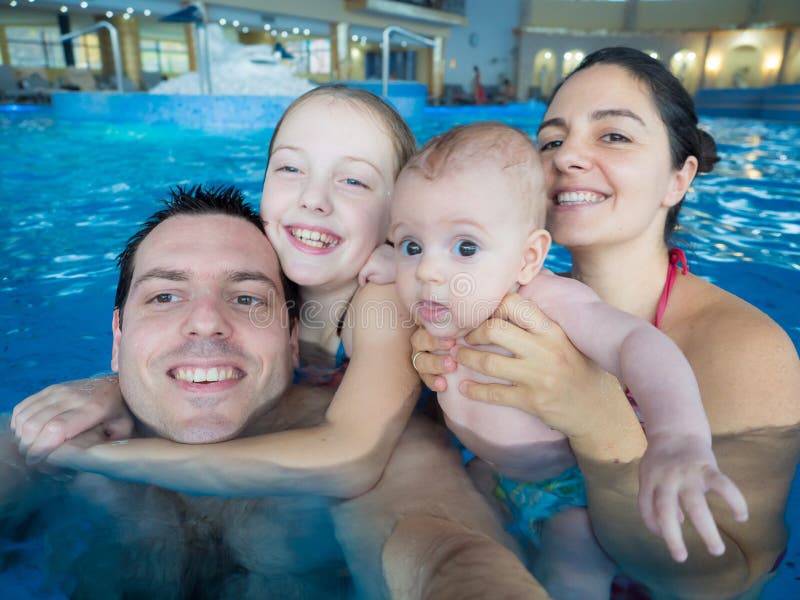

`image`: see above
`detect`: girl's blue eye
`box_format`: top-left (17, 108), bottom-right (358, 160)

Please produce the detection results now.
top-left (278, 165), bottom-right (299, 173)
top-left (345, 178), bottom-right (368, 188)
top-left (454, 240), bottom-right (479, 257)
top-left (400, 240), bottom-right (422, 256)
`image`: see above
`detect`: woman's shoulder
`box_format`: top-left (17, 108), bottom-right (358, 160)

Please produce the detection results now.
top-left (671, 274), bottom-right (800, 431)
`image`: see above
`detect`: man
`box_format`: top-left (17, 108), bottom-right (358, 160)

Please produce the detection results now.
top-left (2, 185), bottom-right (545, 599)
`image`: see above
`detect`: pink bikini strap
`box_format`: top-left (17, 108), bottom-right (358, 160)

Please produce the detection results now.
top-left (653, 248), bottom-right (689, 328)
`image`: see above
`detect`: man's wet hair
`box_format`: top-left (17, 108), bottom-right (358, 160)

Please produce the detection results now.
top-left (114, 184), bottom-right (299, 328)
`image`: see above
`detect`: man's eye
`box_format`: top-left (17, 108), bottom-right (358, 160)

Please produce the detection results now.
top-left (151, 293), bottom-right (179, 304)
top-left (233, 295), bottom-right (263, 306)
top-left (400, 240), bottom-right (422, 256)
top-left (454, 240), bottom-right (479, 257)
top-left (538, 139), bottom-right (562, 151)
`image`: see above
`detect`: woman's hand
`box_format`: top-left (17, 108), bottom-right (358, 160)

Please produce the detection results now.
top-left (454, 293), bottom-right (634, 443)
top-left (409, 327), bottom-right (456, 392)
top-left (11, 376), bottom-right (133, 464)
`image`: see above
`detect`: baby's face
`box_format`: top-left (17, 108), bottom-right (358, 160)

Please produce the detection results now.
top-left (391, 167), bottom-right (537, 338)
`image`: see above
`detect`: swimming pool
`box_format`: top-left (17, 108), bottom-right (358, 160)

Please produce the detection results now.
top-left (1, 103), bottom-right (798, 597)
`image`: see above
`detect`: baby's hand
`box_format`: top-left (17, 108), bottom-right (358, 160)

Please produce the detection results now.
top-left (11, 376), bottom-right (133, 464)
top-left (358, 243), bottom-right (396, 286)
top-left (638, 433), bottom-right (748, 563)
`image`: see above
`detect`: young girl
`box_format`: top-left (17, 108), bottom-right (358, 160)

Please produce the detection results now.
top-left (12, 86), bottom-right (422, 499)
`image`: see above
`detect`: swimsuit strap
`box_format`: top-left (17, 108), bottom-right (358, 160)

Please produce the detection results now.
top-left (653, 248), bottom-right (689, 328)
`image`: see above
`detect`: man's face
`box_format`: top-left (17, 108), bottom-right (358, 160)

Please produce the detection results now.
top-left (111, 214), bottom-right (297, 443)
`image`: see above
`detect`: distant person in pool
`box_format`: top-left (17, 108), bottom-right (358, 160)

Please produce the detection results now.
top-left (1, 185), bottom-right (544, 598)
top-left (411, 47), bottom-right (800, 598)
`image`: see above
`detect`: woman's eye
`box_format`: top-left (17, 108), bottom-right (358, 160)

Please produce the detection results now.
top-left (400, 240), bottom-right (422, 256)
top-left (538, 139), bottom-right (562, 151)
top-left (601, 132), bottom-right (630, 143)
top-left (454, 240), bottom-right (479, 257)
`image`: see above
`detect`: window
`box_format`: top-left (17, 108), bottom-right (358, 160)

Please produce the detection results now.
top-left (73, 34), bottom-right (101, 70)
top-left (140, 39), bottom-right (189, 74)
top-left (6, 27), bottom-right (64, 68)
top-left (282, 38), bottom-right (330, 75)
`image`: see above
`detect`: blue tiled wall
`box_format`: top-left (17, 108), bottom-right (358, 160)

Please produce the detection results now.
top-left (695, 84), bottom-right (800, 121)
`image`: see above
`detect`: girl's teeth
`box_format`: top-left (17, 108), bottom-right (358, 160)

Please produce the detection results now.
top-left (290, 228), bottom-right (340, 247)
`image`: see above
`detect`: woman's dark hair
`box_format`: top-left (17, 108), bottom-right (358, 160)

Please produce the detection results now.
top-left (552, 47), bottom-right (719, 241)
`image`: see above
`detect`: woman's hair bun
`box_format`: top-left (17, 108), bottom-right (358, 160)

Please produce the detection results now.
top-left (696, 128), bottom-right (720, 173)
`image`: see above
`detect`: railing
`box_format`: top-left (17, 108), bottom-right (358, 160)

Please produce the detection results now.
top-left (60, 22), bottom-right (123, 93)
top-left (161, 2), bottom-right (211, 94)
top-left (381, 26), bottom-right (436, 98)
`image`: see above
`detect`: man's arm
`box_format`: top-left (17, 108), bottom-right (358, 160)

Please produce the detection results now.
top-left (332, 415), bottom-right (548, 600)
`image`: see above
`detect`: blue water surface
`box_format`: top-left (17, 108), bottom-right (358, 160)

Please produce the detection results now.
top-left (1, 105), bottom-right (798, 597)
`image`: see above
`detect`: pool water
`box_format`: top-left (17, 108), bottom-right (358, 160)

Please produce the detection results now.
top-left (1, 105), bottom-right (798, 597)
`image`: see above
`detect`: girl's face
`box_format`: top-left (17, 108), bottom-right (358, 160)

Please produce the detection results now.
top-left (261, 96), bottom-right (397, 289)
top-left (537, 64), bottom-right (690, 251)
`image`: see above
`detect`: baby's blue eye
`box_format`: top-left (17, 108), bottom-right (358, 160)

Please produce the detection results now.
top-left (400, 240), bottom-right (422, 256)
top-left (454, 240), bottom-right (479, 257)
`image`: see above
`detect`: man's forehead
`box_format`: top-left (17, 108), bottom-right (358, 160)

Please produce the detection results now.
top-left (134, 214), bottom-right (280, 281)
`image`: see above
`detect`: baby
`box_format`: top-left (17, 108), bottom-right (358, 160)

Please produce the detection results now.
top-left (384, 122), bottom-right (746, 563)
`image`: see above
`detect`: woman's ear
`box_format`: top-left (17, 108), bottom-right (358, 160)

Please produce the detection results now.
top-left (518, 228), bottom-right (552, 286)
top-left (664, 155), bottom-right (699, 208)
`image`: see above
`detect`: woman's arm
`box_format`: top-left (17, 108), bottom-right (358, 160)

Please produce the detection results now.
top-left (47, 283), bottom-right (420, 498)
top-left (457, 292), bottom-right (800, 596)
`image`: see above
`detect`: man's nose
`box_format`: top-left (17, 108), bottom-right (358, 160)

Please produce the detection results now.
top-left (181, 295), bottom-right (233, 339)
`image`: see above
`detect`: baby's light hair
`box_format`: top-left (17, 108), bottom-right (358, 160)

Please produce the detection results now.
top-left (402, 122), bottom-right (546, 226)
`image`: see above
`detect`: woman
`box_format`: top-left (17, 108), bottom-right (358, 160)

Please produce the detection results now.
top-left (414, 47), bottom-right (800, 598)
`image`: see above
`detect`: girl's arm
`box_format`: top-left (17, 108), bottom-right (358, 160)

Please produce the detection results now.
top-left (46, 283), bottom-right (420, 498)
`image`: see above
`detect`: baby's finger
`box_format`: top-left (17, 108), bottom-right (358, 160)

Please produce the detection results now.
top-left (708, 473), bottom-right (749, 522)
top-left (680, 488), bottom-right (725, 557)
top-left (655, 488), bottom-right (688, 562)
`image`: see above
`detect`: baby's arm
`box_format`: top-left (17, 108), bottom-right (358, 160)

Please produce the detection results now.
top-left (358, 242), bottom-right (396, 286)
top-left (521, 272), bottom-right (748, 561)
top-left (46, 283), bottom-right (420, 498)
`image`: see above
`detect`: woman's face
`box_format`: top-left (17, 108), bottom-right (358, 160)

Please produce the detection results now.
top-left (537, 64), bottom-right (687, 251)
top-left (261, 95), bottom-right (396, 289)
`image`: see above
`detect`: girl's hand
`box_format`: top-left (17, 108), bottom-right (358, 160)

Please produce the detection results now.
top-left (11, 376), bottom-right (133, 464)
top-left (639, 433), bottom-right (749, 563)
top-left (358, 243), bottom-right (397, 286)
top-left (454, 293), bottom-right (630, 441)
top-left (409, 327), bottom-right (456, 392)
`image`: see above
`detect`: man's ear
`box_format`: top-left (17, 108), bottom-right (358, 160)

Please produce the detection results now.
top-left (290, 318), bottom-right (300, 370)
top-left (111, 309), bottom-right (122, 373)
top-left (663, 155), bottom-right (698, 208)
top-left (517, 228), bottom-right (552, 286)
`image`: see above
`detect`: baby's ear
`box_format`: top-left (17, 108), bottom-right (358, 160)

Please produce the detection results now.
top-left (517, 229), bottom-right (552, 286)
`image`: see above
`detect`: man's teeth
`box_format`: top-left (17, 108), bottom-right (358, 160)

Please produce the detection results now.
top-left (290, 228), bottom-right (340, 248)
top-left (557, 191), bottom-right (605, 205)
top-left (174, 367), bottom-right (241, 383)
